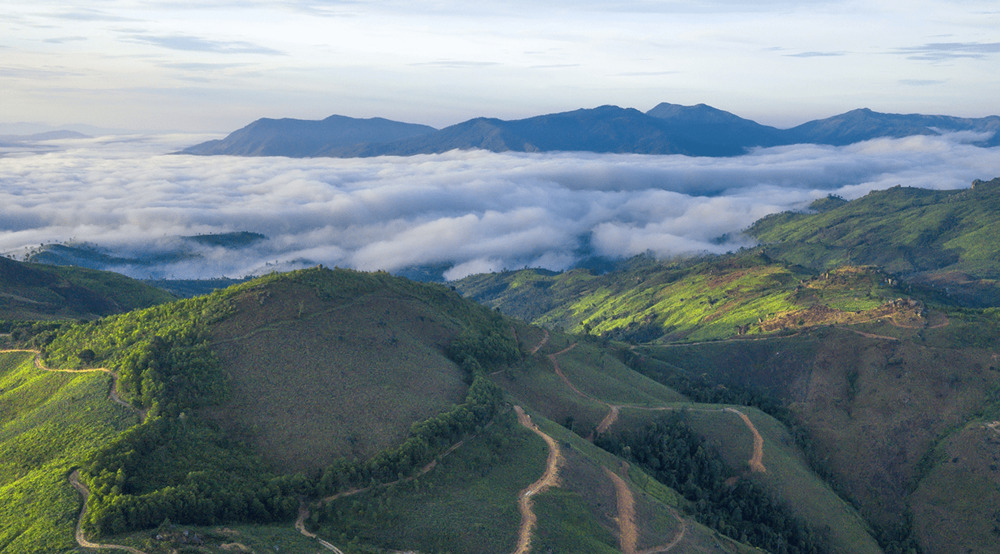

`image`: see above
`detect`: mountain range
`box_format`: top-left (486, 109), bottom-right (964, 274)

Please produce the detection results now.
top-left (179, 103), bottom-right (1000, 158)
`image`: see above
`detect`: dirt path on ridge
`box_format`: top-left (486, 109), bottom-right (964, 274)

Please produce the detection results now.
top-left (543, 344), bottom-right (767, 474)
top-left (985, 421), bottom-right (1000, 439)
top-left (2, 350), bottom-right (154, 552)
top-left (294, 504), bottom-right (344, 553)
top-left (69, 470), bottom-right (148, 554)
top-left (513, 405), bottom-right (562, 554)
top-left (604, 465), bottom-right (638, 554)
top-left (642, 514), bottom-right (688, 554)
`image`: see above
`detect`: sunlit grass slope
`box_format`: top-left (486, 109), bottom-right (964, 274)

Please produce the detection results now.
top-left (750, 177), bottom-right (1000, 305)
top-left (0, 351), bottom-right (140, 553)
top-left (458, 251), bottom-right (909, 343)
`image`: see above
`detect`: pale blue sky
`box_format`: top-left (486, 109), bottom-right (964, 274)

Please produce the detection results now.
top-left (3, 0), bottom-right (999, 132)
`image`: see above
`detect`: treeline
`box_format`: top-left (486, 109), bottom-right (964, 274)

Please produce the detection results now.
top-left (596, 412), bottom-right (829, 554)
top-left (313, 316), bottom-right (512, 496)
top-left (83, 417), bottom-right (298, 535)
top-left (43, 291), bottom-right (232, 415)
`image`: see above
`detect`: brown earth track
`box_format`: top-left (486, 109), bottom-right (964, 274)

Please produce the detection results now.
top-left (986, 421), bottom-right (1000, 439)
top-left (640, 513), bottom-right (688, 554)
top-left (513, 405), bottom-right (562, 554)
top-left (724, 408), bottom-right (766, 473)
top-left (529, 329), bottom-right (550, 355)
top-left (294, 438), bottom-right (468, 552)
top-left (604, 465), bottom-right (638, 554)
top-left (69, 470), bottom-right (148, 554)
top-left (544, 343), bottom-right (766, 473)
top-left (1, 348), bottom-right (147, 421)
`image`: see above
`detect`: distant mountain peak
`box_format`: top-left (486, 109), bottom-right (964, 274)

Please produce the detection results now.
top-left (180, 103), bottom-right (1000, 158)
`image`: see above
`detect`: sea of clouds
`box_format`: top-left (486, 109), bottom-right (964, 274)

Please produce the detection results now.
top-left (1, 132), bottom-right (997, 280)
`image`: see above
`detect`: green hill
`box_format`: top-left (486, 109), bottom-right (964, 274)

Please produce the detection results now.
top-left (455, 251), bottom-right (913, 344)
top-left (0, 256), bottom-right (174, 321)
top-left (629, 314), bottom-right (1000, 551)
top-left (749, 177), bottom-right (1000, 306)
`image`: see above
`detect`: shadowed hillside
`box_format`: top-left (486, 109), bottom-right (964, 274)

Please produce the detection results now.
top-left (0, 256), bottom-right (174, 321)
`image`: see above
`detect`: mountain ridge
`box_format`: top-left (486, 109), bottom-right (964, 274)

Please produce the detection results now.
top-left (179, 103), bottom-right (1000, 158)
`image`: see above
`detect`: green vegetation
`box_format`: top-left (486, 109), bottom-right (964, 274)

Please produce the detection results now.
top-left (0, 351), bottom-right (138, 552)
top-left (9, 179), bottom-right (1000, 553)
top-left (312, 411), bottom-right (542, 553)
top-left (457, 251), bottom-right (908, 344)
top-left (0, 255), bottom-right (174, 321)
top-left (750, 178), bottom-right (1000, 306)
top-left (598, 411), bottom-right (827, 553)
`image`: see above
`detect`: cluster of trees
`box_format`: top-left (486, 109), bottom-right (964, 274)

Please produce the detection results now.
top-left (83, 417), bottom-right (299, 536)
top-left (43, 291), bottom-right (232, 415)
top-left (314, 319), bottom-right (511, 496)
top-left (596, 412), bottom-right (828, 553)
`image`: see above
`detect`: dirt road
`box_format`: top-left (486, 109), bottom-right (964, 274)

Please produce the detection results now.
top-left (1, 348), bottom-right (146, 421)
top-left (604, 465), bottom-right (638, 554)
top-left (513, 405), bottom-right (562, 554)
top-left (69, 470), bottom-right (148, 554)
top-left (295, 438), bottom-right (468, 551)
top-left (724, 408), bottom-right (766, 473)
top-left (529, 329), bottom-right (550, 355)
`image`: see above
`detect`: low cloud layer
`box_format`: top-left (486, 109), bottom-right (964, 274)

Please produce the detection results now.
top-left (1, 133), bottom-right (997, 280)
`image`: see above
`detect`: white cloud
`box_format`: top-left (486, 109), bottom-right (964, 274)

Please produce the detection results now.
top-left (0, 133), bottom-right (996, 280)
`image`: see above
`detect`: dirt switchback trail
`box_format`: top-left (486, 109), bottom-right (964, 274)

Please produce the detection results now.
top-left (513, 405), bottom-right (562, 554)
top-left (69, 470), bottom-right (148, 554)
top-left (724, 408), bottom-right (766, 473)
top-left (294, 504), bottom-right (344, 553)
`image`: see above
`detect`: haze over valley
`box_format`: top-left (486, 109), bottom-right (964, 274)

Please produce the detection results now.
top-left (2, 118), bottom-right (997, 281)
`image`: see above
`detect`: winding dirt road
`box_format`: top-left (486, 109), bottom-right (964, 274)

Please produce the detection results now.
top-left (294, 438), bottom-right (468, 552)
top-left (2, 349), bottom-right (151, 553)
top-left (513, 405), bottom-right (562, 554)
top-left (69, 470), bottom-right (148, 554)
top-left (1, 348), bottom-right (146, 421)
top-left (529, 329), bottom-right (550, 355)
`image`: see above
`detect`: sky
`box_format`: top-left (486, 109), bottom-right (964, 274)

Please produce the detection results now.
top-left (1, 132), bottom-right (995, 280)
top-left (3, 1), bottom-right (1000, 132)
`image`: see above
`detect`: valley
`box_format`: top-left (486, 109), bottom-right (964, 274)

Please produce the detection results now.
top-left (2, 176), bottom-right (1000, 553)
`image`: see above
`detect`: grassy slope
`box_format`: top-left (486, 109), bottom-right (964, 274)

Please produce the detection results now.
top-left (0, 351), bottom-right (140, 552)
top-left (502, 327), bottom-right (880, 552)
top-left (457, 252), bottom-right (910, 344)
top-left (909, 419), bottom-right (1000, 553)
top-left (312, 410), bottom-right (544, 553)
top-left (638, 317), bottom-right (1000, 548)
top-left (202, 273), bottom-right (470, 473)
top-left (0, 256), bottom-right (174, 321)
top-left (749, 178), bottom-right (1000, 305)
